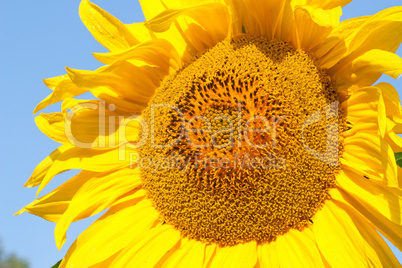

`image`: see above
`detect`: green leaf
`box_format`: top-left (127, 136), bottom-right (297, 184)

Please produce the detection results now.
top-left (50, 260), bottom-right (62, 268)
top-left (395, 152), bottom-right (402, 168)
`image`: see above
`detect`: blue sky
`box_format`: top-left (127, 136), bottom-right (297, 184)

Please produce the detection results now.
top-left (0, 1), bottom-right (401, 267)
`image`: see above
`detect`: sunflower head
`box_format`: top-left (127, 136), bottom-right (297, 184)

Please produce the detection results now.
top-left (18, 0), bottom-right (402, 267)
top-left (139, 35), bottom-right (346, 246)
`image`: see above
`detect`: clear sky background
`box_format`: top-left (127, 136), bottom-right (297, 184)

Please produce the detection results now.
top-left (0, 1), bottom-right (401, 267)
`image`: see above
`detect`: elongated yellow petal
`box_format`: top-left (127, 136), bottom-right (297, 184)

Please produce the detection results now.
top-left (24, 145), bottom-right (71, 188)
top-left (145, 3), bottom-right (230, 54)
top-left (376, 82), bottom-right (402, 134)
top-left (315, 198), bottom-right (400, 267)
top-left (66, 61), bottom-right (159, 112)
top-left (385, 132), bottom-right (402, 188)
top-left (79, 0), bottom-right (139, 51)
top-left (337, 169), bottom-right (402, 225)
top-left (139, 1), bottom-right (231, 61)
top-left (36, 145), bottom-right (136, 196)
top-left (93, 39), bottom-right (182, 73)
top-left (138, 0), bottom-right (191, 60)
top-left (312, 15), bottom-right (368, 67)
top-left (35, 113), bottom-right (67, 144)
top-left (55, 168), bottom-right (142, 249)
top-left (333, 49), bottom-right (402, 88)
top-left (379, 82), bottom-right (402, 117)
top-left (352, 49), bottom-right (402, 80)
top-left (275, 228), bottom-right (325, 267)
top-left (306, 0), bottom-right (351, 9)
top-left (138, 0), bottom-right (225, 19)
top-left (138, 0), bottom-right (167, 20)
top-left (59, 197), bottom-right (155, 268)
top-left (145, 4), bottom-right (219, 33)
top-left (209, 242), bottom-right (257, 268)
top-left (110, 225), bottom-right (181, 267)
top-left (222, 0), bottom-right (259, 36)
top-left (292, 5), bottom-right (341, 51)
top-left (257, 228), bottom-right (324, 267)
top-left (321, 6), bottom-right (402, 72)
top-left (342, 132), bottom-right (398, 187)
top-left (313, 201), bottom-right (368, 266)
top-left (242, 0), bottom-right (294, 41)
top-left (34, 75), bottom-right (87, 114)
top-left (341, 86), bottom-right (386, 136)
top-left (16, 171), bottom-right (92, 221)
top-left (125, 22), bottom-right (157, 44)
top-left (162, 238), bottom-right (206, 268)
top-left (41, 99), bottom-right (142, 150)
top-left (339, 203), bottom-right (401, 268)
top-left (257, 242), bottom-right (280, 267)
top-left (331, 188), bottom-right (402, 254)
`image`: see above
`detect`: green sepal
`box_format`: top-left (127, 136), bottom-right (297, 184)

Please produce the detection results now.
top-left (50, 260), bottom-right (62, 268)
top-left (395, 152), bottom-right (402, 168)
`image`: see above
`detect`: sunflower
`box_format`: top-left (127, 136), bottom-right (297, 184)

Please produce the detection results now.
top-left (18, 0), bottom-right (402, 267)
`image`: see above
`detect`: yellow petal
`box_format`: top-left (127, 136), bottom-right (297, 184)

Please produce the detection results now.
top-left (379, 82), bottom-right (402, 117)
top-left (125, 22), bottom-right (157, 44)
top-left (274, 228), bottom-right (325, 267)
top-left (331, 188), bottom-right (402, 255)
top-left (144, 4), bottom-right (222, 33)
top-left (333, 49), bottom-right (402, 88)
top-left (325, 6), bottom-right (402, 73)
top-left (257, 242), bottom-right (280, 267)
top-left (110, 225), bottom-right (181, 267)
top-left (138, 0), bottom-right (225, 20)
top-left (312, 15), bottom-right (368, 68)
top-left (385, 131), bottom-right (402, 188)
top-left (59, 197), bottom-right (156, 268)
top-left (315, 197), bottom-right (400, 267)
top-left (313, 201), bottom-right (368, 266)
top-left (24, 145), bottom-right (71, 188)
top-left (377, 82), bottom-right (402, 133)
top-left (341, 86), bottom-right (386, 136)
top-left (162, 238), bottom-right (206, 268)
top-left (66, 61), bottom-right (158, 113)
top-left (257, 227), bottom-right (324, 267)
top-left (337, 169), bottom-right (402, 225)
top-left (223, 0), bottom-right (259, 36)
top-left (15, 171), bottom-right (92, 222)
top-left (242, 0), bottom-right (294, 40)
top-left (386, 131), bottom-right (402, 153)
top-left (79, 0), bottom-right (139, 51)
top-left (306, 0), bottom-right (351, 9)
top-left (342, 132), bottom-right (398, 187)
top-left (36, 145), bottom-right (136, 196)
top-left (138, 0), bottom-right (167, 20)
top-left (34, 75), bottom-right (87, 114)
top-left (59, 99), bottom-right (141, 149)
top-left (209, 242), bottom-right (257, 268)
top-left (35, 113), bottom-right (67, 144)
top-left (93, 39), bottom-right (182, 73)
top-left (137, 0), bottom-right (190, 61)
top-left (55, 168), bottom-right (142, 249)
top-left (352, 49), bottom-right (402, 79)
top-left (341, 205), bottom-right (401, 268)
top-left (292, 5), bottom-right (341, 51)
top-left (144, 3), bottom-right (230, 54)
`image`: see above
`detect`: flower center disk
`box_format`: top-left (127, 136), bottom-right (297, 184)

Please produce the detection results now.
top-left (139, 36), bottom-right (345, 246)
